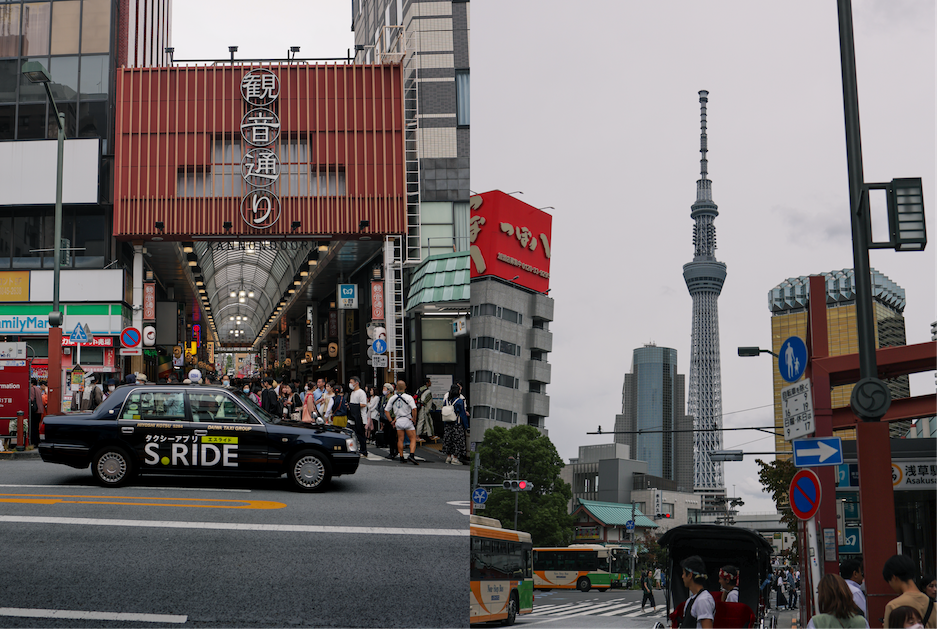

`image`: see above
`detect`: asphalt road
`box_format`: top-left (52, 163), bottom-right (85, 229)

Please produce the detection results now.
top-left (0, 451), bottom-right (469, 628)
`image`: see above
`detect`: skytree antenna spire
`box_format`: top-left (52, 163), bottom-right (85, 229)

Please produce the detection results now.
top-left (683, 90), bottom-right (727, 492)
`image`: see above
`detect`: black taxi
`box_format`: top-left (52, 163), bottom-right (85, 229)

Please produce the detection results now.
top-left (38, 384), bottom-right (359, 491)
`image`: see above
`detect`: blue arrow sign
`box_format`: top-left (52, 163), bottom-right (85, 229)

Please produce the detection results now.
top-left (472, 488), bottom-right (488, 505)
top-left (778, 336), bottom-right (808, 383)
top-left (793, 437), bottom-right (844, 467)
top-left (625, 520), bottom-right (635, 530)
top-left (372, 338), bottom-right (387, 354)
top-left (69, 323), bottom-right (88, 342)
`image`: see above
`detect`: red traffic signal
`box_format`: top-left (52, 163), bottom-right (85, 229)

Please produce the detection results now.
top-left (518, 480), bottom-right (528, 490)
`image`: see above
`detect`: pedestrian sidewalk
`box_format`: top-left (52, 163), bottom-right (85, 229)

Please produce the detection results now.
top-left (362, 438), bottom-right (468, 466)
top-left (0, 444), bottom-right (40, 460)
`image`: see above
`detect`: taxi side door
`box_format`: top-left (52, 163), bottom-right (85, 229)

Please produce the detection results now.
top-left (116, 388), bottom-right (196, 473)
top-left (186, 390), bottom-right (269, 474)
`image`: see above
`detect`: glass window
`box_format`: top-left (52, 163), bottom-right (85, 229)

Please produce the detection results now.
top-left (455, 69), bottom-right (469, 126)
top-left (0, 4), bottom-right (21, 58)
top-left (21, 3), bottom-right (50, 56)
top-left (79, 347), bottom-right (103, 364)
top-left (421, 317), bottom-right (452, 340)
top-left (77, 99), bottom-right (104, 137)
top-left (121, 390), bottom-right (186, 421)
top-left (48, 55), bottom-right (77, 100)
top-left (12, 212), bottom-right (45, 258)
top-left (48, 100), bottom-right (75, 138)
top-left (420, 201), bottom-right (452, 223)
top-left (74, 211), bottom-right (105, 258)
top-left (50, 0), bottom-right (79, 55)
top-left (0, 103), bottom-right (12, 140)
top-left (79, 54), bottom-right (107, 99)
top-left (190, 391), bottom-right (254, 423)
top-left (0, 214), bottom-right (11, 265)
top-left (16, 101), bottom-right (46, 139)
top-left (80, 0), bottom-right (109, 53)
top-left (422, 340), bottom-right (455, 363)
top-left (0, 58), bottom-right (18, 101)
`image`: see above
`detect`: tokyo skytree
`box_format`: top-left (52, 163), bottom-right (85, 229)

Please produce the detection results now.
top-left (682, 90), bottom-right (726, 490)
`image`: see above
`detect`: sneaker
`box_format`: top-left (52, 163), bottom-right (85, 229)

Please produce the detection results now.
top-left (399, 456), bottom-right (407, 464)
top-left (450, 458), bottom-right (462, 465)
top-left (386, 453), bottom-right (397, 460)
top-left (407, 454), bottom-right (419, 465)
top-left (360, 452), bottom-right (368, 458)
top-left (445, 455), bottom-right (452, 464)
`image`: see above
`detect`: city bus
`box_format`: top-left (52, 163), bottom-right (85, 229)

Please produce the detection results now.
top-left (533, 544), bottom-right (632, 591)
top-left (470, 514), bottom-right (534, 626)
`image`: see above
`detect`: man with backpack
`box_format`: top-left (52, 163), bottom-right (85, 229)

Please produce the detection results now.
top-left (385, 380), bottom-right (418, 465)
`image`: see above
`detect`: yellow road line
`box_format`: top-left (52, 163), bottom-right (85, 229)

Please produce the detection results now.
top-left (0, 493), bottom-right (285, 510)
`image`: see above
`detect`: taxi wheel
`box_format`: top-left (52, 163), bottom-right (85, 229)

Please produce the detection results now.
top-left (91, 446), bottom-right (135, 487)
top-left (288, 450), bottom-right (332, 492)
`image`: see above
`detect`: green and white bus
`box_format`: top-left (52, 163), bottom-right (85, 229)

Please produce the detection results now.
top-left (534, 545), bottom-right (632, 591)
top-left (470, 515), bottom-right (534, 626)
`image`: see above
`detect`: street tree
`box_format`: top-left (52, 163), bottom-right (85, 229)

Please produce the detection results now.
top-left (476, 425), bottom-right (574, 546)
top-left (757, 457), bottom-right (799, 564)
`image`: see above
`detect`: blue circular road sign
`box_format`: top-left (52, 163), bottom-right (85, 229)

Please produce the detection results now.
top-left (372, 338), bottom-right (387, 354)
top-left (625, 520), bottom-right (635, 530)
top-left (472, 488), bottom-right (488, 505)
top-left (778, 336), bottom-right (808, 383)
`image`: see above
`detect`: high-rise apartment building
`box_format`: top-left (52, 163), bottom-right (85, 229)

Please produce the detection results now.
top-left (682, 90), bottom-right (726, 491)
top-left (353, 0), bottom-right (471, 392)
top-left (768, 268), bottom-right (911, 455)
top-left (614, 344), bottom-right (694, 493)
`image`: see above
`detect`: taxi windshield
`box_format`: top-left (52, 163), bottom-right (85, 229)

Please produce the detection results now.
top-left (231, 389), bottom-right (280, 424)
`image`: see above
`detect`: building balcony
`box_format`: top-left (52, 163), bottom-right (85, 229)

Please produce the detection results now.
top-left (525, 359), bottom-right (551, 384)
top-left (529, 293), bottom-right (554, 322)
top-left (527, 327), bottom-right (552, 352)
top-left (523, 392), bottom-right (550, 417)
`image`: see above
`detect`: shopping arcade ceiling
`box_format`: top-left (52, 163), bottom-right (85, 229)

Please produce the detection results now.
top-left (142, 238), bottom-right (384, 352)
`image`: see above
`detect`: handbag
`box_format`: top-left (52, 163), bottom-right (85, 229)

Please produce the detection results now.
top-left (290, 393), bottom-right (303, 422)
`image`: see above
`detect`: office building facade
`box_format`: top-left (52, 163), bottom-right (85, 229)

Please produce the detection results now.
top-left (614, 344), bottom-right (694, 493)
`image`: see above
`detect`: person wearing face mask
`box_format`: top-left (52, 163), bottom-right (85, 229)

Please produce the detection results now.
top-left (347, 376), bottom-right (369, 457)
top-left (221, 376), bottom-right (231, 388)
top-left (103, 378), bottom-right (118, 401)
top-left (806, 574), bottom-right (868, 629)
top-left (889, 606), bottom-right (926, 629)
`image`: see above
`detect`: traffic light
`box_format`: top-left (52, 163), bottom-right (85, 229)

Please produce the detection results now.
top-left (502, 480), bottom-right (532, 491)
top-left (655, 513), bottom-right (672, 519)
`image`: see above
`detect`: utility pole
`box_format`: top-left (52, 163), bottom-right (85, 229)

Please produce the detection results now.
top-left (513, 452), bottom-right (520, 530)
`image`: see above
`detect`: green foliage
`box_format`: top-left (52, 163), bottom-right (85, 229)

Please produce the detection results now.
top-left (756, 457), bottom-right (799, 562)
top-left (476, 425), bottom-right (574, 546)
top-left (637, 528), bottom-right (669, 573)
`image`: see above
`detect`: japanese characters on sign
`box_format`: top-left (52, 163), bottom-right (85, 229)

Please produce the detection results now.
top-left (469, 191), bottom-right (553, 293)
top-left (143, 281), bottom-right (156, 321)
top-left (891, 460), bottom-right (938, 491)
top-left (371, 281), bottom-right (385, 321)
top-left (239, 69), bottom-right (281, 230)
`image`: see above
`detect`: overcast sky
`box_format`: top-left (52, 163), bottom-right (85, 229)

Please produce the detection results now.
top-left (470, 0), bottom-right (937, 514)
top-left (174, 2), bottom-right (938, 515)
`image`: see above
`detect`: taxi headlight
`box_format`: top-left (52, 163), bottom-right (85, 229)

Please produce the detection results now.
top-left (346, 436), bottom-right (357, 452)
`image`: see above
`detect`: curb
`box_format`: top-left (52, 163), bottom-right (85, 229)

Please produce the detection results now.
top-left (0, 447), bottom-right (41, 460)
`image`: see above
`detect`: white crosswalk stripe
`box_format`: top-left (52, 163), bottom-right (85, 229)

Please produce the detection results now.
top-left (528, 598), bottom-right (664, 619)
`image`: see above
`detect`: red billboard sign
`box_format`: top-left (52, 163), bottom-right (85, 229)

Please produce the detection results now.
top-left (470, 191), bottom-right (552, 293)
top-left (62, 336), bottom-right (114, 347)
top-left (0, 360), bottom-right (29, 437)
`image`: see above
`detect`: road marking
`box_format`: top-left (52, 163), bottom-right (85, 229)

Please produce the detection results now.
top-left (0, 607), bottom-right (187, 624)
top-left (0, 484), bottom-right (251, 493)
top-left (447, 500), bottom-right (471, 516)
top-left (0, 493), bottom-right (285, 510)
top-left (0, 515), bottom-right (469, 537)
top-left (530, 601), bottom-right (624, 617)
top-left (597, 602), bottom-right (642, 615)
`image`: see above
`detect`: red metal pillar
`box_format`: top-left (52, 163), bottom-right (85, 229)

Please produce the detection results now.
top-left (805, 276), bottom-right (840, 577)
top-left (48, 326), bottom-right (62, 415)
top-left (856, 419), bottom-right (897, 627)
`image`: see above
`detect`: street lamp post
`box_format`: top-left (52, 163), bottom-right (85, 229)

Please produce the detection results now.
top-left (22, 61), bottom-right (65, 416)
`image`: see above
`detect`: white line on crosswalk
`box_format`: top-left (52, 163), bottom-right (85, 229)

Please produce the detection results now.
top-left (530, 601), bottom-right (635, 618)
top-left (0, 607), bottom-right (187, 624)
top-left (0, 515), bottom-right (468, 537)
top-left (597, 602), bottom-right (642, 616)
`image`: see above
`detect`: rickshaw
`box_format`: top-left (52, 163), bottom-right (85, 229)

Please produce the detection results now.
top-left (656, 524), bottom-right (775, 629)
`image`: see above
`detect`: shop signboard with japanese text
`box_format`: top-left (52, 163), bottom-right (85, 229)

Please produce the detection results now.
top-left (0, 271), bottom-right (29, 302)
top-left (469, 191), bottom-right (552, 293)
top-left (0, 360), bottom-right (29, 435)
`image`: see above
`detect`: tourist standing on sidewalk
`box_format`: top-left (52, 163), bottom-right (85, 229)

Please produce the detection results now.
top-left (806, 574), bottom-right (868, 629)
top-left (840, 557), bottom-right (867, 617)
top-left (441, 384), bottom-right (467, 465)
top-left (385, 380), bottom-right (418, 465)
top-left (366, 387), bottom-right (380, 442)
top-left (347, 377), bottom-right (369, 457)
